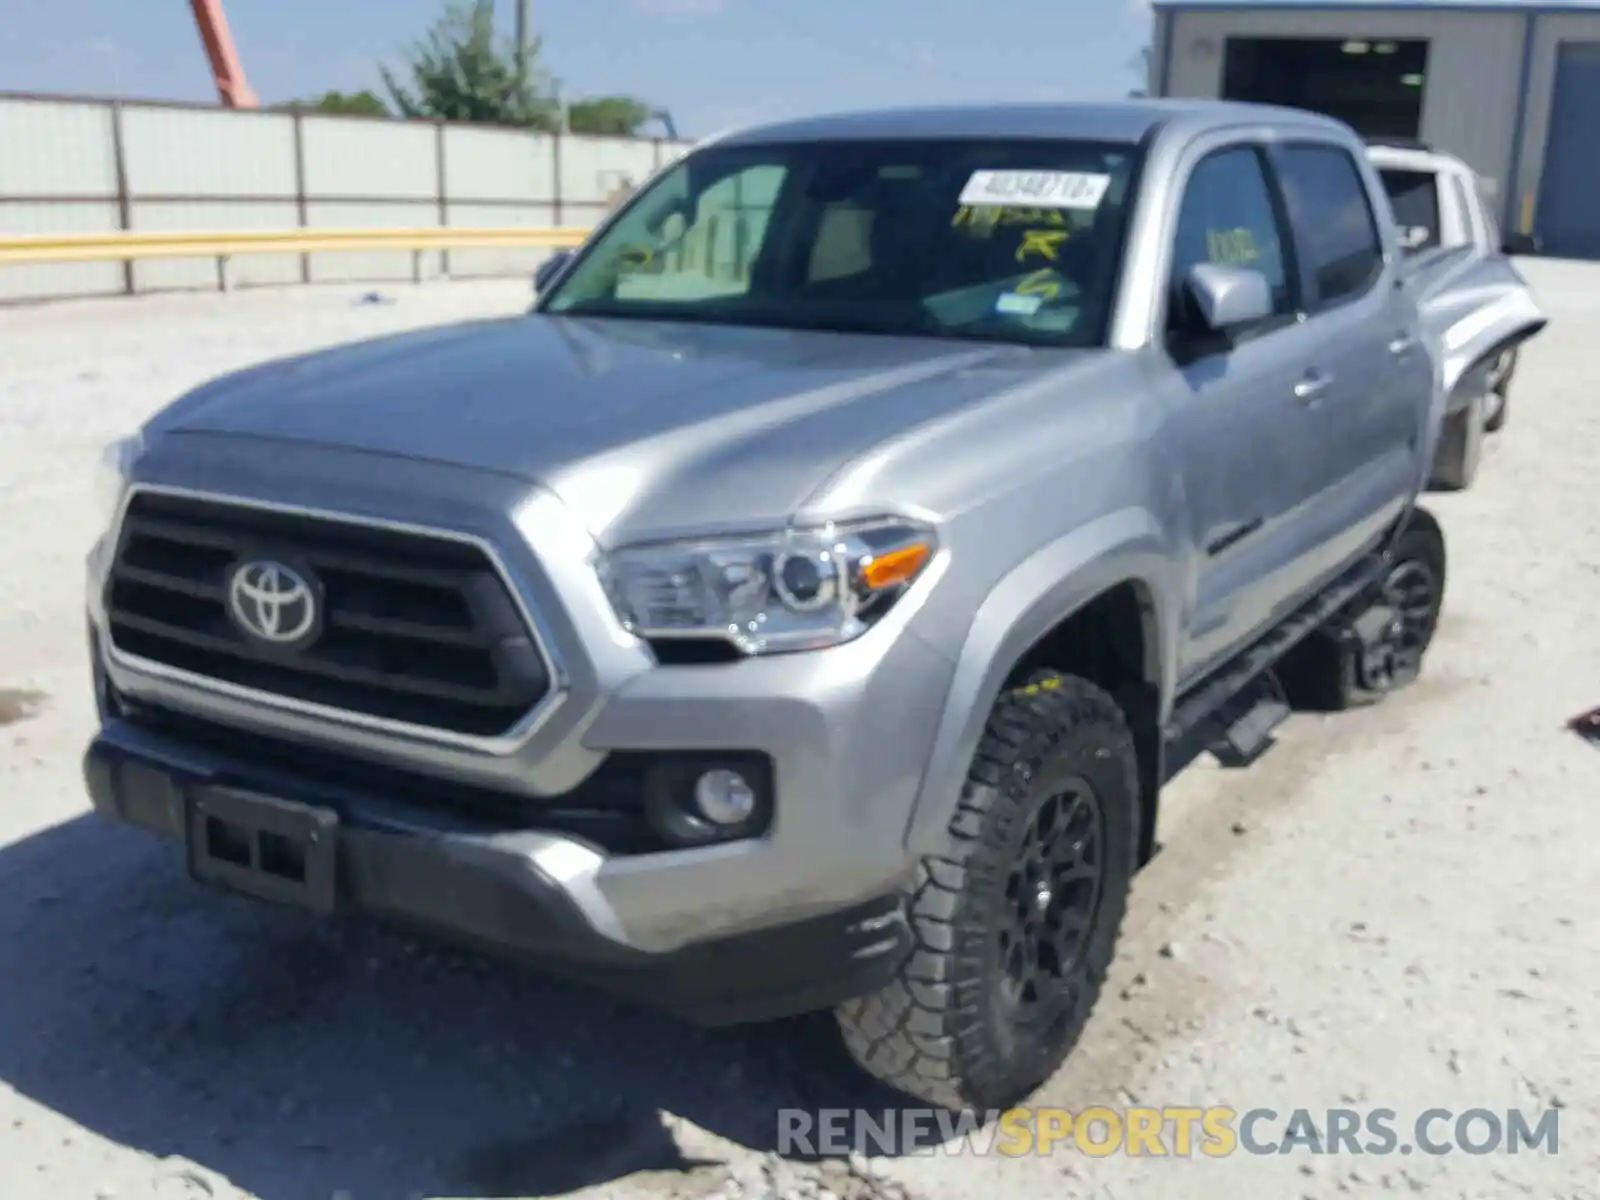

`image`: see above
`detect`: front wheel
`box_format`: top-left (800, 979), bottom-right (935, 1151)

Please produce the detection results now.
top-left (835, 673), bottom-right (1140, 1111)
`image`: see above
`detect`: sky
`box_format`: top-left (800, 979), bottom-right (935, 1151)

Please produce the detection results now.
top-left (2, 0), bottom-right (1155, 138)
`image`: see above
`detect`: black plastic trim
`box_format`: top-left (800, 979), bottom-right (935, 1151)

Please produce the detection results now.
top-left (83, 719), bottom-right (909, 1025)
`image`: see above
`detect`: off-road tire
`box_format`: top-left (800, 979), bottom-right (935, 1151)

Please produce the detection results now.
top-left (1429, 392), bottom-right (1486, 491)
top-left (1484, 347), bottom-right (1517, 433)
top-left (834, 673), bottom-right (1140, 1111)
top-left (1279, 508), bottom-right (1447, 713)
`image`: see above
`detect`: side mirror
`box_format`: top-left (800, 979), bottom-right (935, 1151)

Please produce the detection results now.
top-left (1185, 262), bottom-right (1274, 334)
top-left (533, 250), bottom-right (574, 296)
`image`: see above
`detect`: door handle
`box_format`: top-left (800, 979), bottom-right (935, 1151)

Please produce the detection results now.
top-left (1294, 371), bottom-right (1333, 407)
top-left (1389, 333), bottom-right (1418, 356)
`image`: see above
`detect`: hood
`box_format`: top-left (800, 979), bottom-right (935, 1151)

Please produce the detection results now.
top-left (154, 312), bottom-right (1082, 542)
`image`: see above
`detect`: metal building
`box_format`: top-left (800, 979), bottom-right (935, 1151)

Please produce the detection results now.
top-left (1150, 0), bottom-right (1600, 257)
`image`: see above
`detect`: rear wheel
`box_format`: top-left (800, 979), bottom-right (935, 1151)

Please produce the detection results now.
top-left (834, 673), bottom-right (1139, 1111)
top-left (1279, 508), bottom-right (1446, 712)
top-left (1484, 346), bottom-right (1517, 433)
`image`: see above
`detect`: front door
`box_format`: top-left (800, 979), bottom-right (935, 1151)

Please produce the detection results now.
top-left (1157, 141), bottom-right (1326, 687)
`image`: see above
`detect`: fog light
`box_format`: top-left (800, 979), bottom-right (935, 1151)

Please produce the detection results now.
top-left (694, 769), bottom-right (757, 826)
top-left (640, 753), bottom-right (773, 848)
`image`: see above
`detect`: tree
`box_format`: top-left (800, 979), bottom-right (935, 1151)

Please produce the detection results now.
top-left (292, 90), bottom-right (390, 117)
top-left (380, 0), bottom-right (559, 128)
top-left (566, 96), bottom-right (654, 137)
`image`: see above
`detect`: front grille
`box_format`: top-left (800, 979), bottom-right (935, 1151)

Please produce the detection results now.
top-left (105, 491), bottom-right (551, 738)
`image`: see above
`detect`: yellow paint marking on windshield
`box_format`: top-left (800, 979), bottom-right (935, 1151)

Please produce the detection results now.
top-left (1014, 268), bottom-right (1063, 300)
top-left (951, 205), bottom-right (1069, 230)
top-left (1205, 228), bottom-right (1260, 267)
top-left (1017, 229), bottom-right (1070, 263)
top-left (998, 207), bottom-right (1067, 227)
top-left (951, 205), bottom-right (1000, 232)
top-left (617, 244), bottom-right (656, 273)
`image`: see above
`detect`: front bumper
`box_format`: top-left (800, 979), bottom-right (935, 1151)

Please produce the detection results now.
top-left (84, 714), bottom-right (914, 1025)
top-left (89, 446), bottom-right (957, 956)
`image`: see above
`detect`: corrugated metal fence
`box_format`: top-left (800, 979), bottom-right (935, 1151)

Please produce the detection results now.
top-left (0, 92), bottom-right (694, 303)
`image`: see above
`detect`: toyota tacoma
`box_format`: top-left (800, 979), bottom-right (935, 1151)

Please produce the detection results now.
top-left (88, 101), bottom-right (1471, 1110)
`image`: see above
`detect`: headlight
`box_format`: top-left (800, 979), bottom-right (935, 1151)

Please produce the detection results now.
top-left (93, 432), bottom-right (143, 531)
top-left (599, 518), bottom-right (938, 655)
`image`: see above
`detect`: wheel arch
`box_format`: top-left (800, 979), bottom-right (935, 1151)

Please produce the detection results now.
top-left (903, 508), bottom-right (1179, 866)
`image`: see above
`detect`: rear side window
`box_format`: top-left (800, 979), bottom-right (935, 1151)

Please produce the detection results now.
top-left (1170, 145), bottom-right (1295, 321)
top-left (1279, 145), bottom-right (1385, 306)
top-left (1378, 168), bottom-right (1442, 255)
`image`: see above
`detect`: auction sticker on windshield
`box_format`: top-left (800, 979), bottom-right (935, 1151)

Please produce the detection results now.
top-left (959, 170), bottom-right (1111, 210)
top-left (995, 292), bottom-right (1045, 316)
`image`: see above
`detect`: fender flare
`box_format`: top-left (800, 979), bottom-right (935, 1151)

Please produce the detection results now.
top-left (902, 507), bottom-right (1179, 857)
top-left (1413, 302), bottom-right (1544, 503)
top-left (1436, 294), bottom-right (1546, 400)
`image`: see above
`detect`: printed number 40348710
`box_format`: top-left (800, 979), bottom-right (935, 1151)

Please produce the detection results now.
top-left (958, 170), bottom-right (1112, 211)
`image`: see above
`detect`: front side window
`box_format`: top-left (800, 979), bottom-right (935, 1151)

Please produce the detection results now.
top-left (1378, 167), bottom-right (1443, 255)
top-left (1169, 144), bottom-right (1295, 326)
top-left (539, 137), bottom-right (1143, 348)
top-left (1278, 144), bottom-right (1385, 306)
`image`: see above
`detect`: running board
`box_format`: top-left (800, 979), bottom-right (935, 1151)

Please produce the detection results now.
top-left (1161, 556), bottom-right (1385, 777)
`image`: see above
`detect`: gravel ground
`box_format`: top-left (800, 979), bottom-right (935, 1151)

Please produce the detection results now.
top-left (0, 268), bottom-right (1596, 1200)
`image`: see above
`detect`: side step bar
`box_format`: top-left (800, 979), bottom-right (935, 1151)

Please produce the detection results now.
top-left (1209, 676), bottom-right (1291, 769)
top-left (1160, 555), bottom-right (1386, 781)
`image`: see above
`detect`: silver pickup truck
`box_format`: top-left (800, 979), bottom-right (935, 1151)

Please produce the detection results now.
top-left (88, 100), bottom-right (1478, 1111)
top-left (1369, 137), bottom-right (1548, 488)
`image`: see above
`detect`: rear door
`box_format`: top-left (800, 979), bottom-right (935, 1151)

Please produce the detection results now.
top-left (1269, 140), bottom-right (1420, 585)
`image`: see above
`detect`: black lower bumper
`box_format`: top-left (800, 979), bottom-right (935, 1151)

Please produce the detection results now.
top-left (83, 717), bottom-right (912, 1026)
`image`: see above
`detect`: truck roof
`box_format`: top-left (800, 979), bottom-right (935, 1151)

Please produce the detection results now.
top-left (1153, 0), bottom-right (1600, 9)
top-left (711, 99), bottom-right (1353, 148)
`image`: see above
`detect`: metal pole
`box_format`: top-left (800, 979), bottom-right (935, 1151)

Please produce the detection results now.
top-left (109, 97), bottom-right (134, 296)
top-left (551, 121), bottom-right (563, 228)
top-left (550, 76), bottom-right (567, 135)
top-left (515, 0), bottom-right (532, 90)
top-left (292, 110), bottom-right (310, 284)
top-left (436, 120), bottom-right (450, 279)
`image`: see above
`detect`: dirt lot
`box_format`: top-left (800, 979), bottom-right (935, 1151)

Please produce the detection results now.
top-left (1, 266), bottom-right (1596, 1200)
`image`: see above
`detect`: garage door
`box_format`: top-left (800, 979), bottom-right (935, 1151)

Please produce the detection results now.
top-left (1536, 41), bottom-right (1600, 258)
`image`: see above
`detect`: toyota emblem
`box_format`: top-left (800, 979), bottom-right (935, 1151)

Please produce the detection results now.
top-left (226, 559), bottom-right (320, 649)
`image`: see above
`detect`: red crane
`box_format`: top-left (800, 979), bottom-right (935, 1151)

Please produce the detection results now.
top-left (189, 0), bottom-right (259, 108)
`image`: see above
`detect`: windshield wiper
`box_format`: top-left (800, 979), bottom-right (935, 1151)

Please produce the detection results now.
top-left (548, 303), bottom-right (1070, 348)
top-left (551, 303), bottom-right (933, 339)
top-left (759, 311), bottom-right (939, 338)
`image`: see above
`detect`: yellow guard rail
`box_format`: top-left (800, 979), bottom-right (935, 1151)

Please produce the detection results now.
top-left (0, 227), bottom-right (591, 265)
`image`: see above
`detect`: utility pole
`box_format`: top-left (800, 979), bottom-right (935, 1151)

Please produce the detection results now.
top-left (514, 0), bottom-right (532, 90)
top-left (550, 76), bottom-right (569, 134)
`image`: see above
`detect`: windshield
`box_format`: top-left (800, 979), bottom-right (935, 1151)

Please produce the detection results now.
top-left (539, 137), bottom-right (1143, 348)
